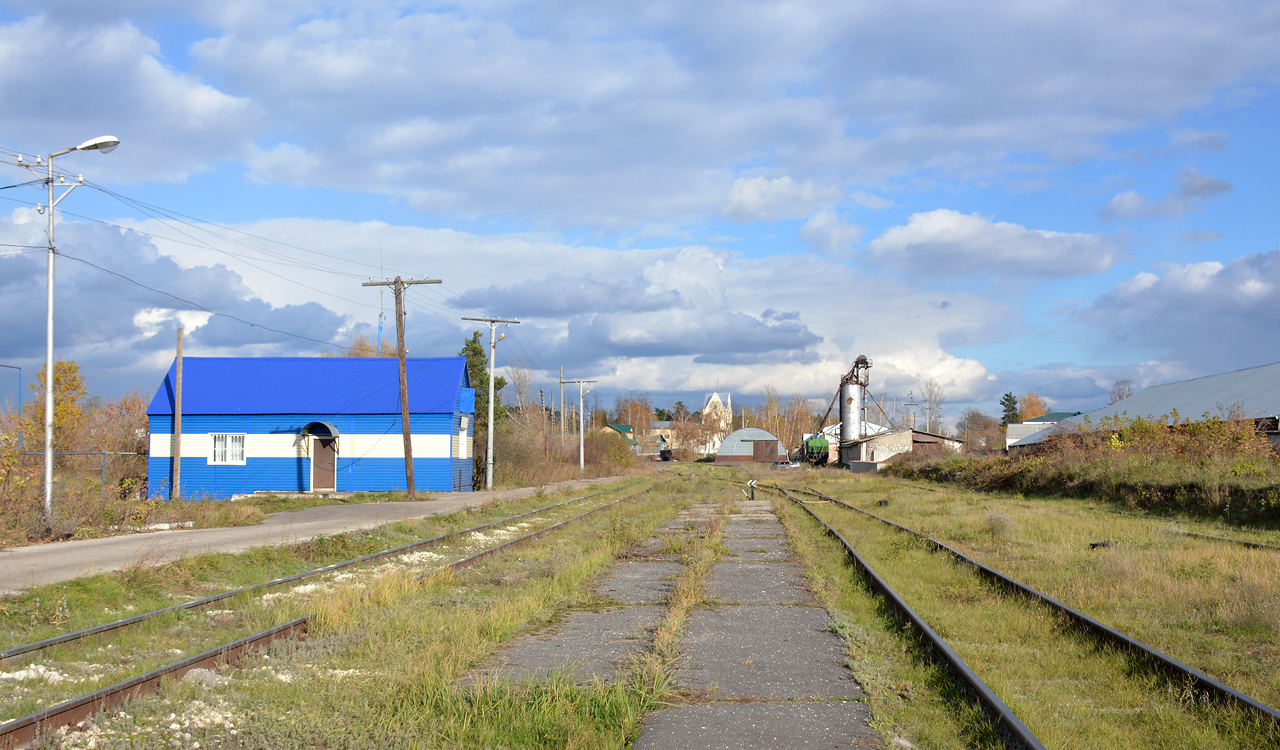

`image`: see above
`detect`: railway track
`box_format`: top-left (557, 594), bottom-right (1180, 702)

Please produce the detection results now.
top-left (766, 482), bottom-right (1280, 748)
top-left (1, 480), bottom-right (642, 665)
top-left (1097, 508), bottom-right (1280, 552)
top-left (888, 476), bottom-right (1280, 553)
top-left (0, 480), bottom-right (661, 748)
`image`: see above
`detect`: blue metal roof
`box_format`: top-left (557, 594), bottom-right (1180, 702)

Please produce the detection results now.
top-left (1012, 361), bottom-right (1280, 446)
top-left (147, 357), bottom-right (471, 416)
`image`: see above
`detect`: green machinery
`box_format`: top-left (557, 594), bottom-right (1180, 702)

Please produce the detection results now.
top-left (803, 434), bottom-right (830, 466)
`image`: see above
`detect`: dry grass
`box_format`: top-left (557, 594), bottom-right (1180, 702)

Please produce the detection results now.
top-left (784, 471), bottom-right (1280, 747)
top-left (888, 415), bottom-right (1280, 525)
top-left (20, 481), bottom-right (696, 749)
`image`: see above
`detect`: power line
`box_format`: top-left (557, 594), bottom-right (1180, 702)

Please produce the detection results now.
top-left (61, 248), bottom-right (345, 348)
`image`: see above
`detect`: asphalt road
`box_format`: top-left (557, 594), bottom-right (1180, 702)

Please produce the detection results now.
top-left (0, 475), bottom-right (632, 596)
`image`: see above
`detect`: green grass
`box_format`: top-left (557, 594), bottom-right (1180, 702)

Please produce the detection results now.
top-left (770, 490), bottom-right (1006, 749)
top-left (797, 473), bottom-right (1280, 711)
top-left (765, 470), bottom-right (1280, 748)
top-left (17, 481), bottom-right (702, 748)
top-left (0, 483), bottom-right (653, 722)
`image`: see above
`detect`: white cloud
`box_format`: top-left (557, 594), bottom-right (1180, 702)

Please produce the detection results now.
top-left (1078, 245), bottom-right (1280, 371)
top-left (89, 214), bottom-right (1005, 403)
top-left (1, 2), bottom-right (1270, 226)
top-left (723, 177), bottom-right (841, 222)
top-left (865, 209), bottom-right (1120, 279)
top-left (0, 17), bottom-right (260, 183)
top-left (1099, 167), bottom-right (1233, 220)
top-left (798, 208), bottom-right (861, 254)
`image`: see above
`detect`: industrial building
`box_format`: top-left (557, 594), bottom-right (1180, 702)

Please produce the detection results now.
top-left (715, 427), bottom-right (787, 463)
top-left (1010, 361), bottom-right (1280, 449)
top-left (147, 357), bottom-right (475, 499)
top-left (847, 428), bottom-right (962, 463)
top-left (1004, 412), bottom-right (1082, 450)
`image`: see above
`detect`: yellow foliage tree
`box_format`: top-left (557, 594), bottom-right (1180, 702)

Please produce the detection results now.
top-left (1019, 391), bottom-right (1049, 421)
top-left (24, 359), bottom-right (87, 454)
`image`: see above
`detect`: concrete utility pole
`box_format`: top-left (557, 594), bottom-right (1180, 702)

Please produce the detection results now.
top-left (173, 328), bottom-right (183, 501)
top-left (559, 366), bottom-right (565, 437)
top-left (461, 316), bottom-right (520, 490)
top-left (562, 378), bottom-right (596, 470)
top-left (18, 136), bottom-right (119, 524)
top-left (364, 276), bottom-right (441, 499)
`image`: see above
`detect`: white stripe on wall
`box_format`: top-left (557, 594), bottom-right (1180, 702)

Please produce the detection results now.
top-left (150, 433), bottom-right (452, 460)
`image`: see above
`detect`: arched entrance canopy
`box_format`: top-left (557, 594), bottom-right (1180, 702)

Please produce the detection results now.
top-left (301, 421), bottom-right (340, 438)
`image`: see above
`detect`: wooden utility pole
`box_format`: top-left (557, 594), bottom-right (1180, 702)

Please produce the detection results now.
top-left (461, 316), bottom-right (521, 489)
top-left (172, 327), bottom-right (183, 501)
top-left (363, 276), bottom-right (441, 499)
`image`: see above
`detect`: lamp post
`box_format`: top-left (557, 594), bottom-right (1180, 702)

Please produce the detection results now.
top-left (17, 136), bottom-right (119, 524)
top-left (461, 316), bottom-right (520, 490)
top-left (561, 378), bottom-right (596, 471)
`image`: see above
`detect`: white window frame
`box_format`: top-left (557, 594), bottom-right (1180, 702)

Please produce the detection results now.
top-left (208, 433), bottom-right (247, 465)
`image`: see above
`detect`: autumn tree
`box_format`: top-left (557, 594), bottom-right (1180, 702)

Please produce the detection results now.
top-left (1019, 391), bottom-right (1048, 421)
top-left (320, 332), bottom-right (395, 357)
top-left (613, 392), bottom-right (654, 435)
top-left (1108, 379), bottom-right (1133, 405)
top-left (956, 408), bottom-right (1002, 451)
top-left (23, 359), bottom-right (88, 454)
top-left (740, 388), bottom-right (815, 451)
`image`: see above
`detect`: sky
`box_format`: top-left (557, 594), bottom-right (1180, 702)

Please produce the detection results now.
top-left (1, 0), bottom-right (1279, 426)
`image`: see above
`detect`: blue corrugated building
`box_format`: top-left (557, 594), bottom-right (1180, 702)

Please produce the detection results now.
top-left (147, 357), bottom-right (475, 499)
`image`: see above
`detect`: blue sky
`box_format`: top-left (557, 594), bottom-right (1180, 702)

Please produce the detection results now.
top-left (2, 0), bottom-right (1279, 425)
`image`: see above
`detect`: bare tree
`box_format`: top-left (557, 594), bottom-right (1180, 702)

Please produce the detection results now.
top-left (921, 380), bottom-right (946, 433)
top-left (504, 359), bottom-right (534, 411)
top-left (956, 408), bottom-right (1002, 451)
top-left (1108, 379), bottom-right (1133, 405)
top-left (613, 392), bottom-right (654, 435)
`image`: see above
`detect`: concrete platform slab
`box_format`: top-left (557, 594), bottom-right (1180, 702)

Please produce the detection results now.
top-left (735, 501), bottom-right (774, 513)
top-left (722, 537), bottom-right (791, 561)
top-left (626, 537), bottom-right (688, 561)
top-left (723, 523), bottom-right (785, 539)
top-left (728, 512), bottom-right (778, 522)
top-left (706, 562), bottom-right (813, 605)
top-left (677, 606), bottom-right (861, 700)
top-left (632, 702), bottom-right (882, 750)
top-left (469, 605), bottom-right (664, 684)
top-left (595, 561), bottom-right (682, 603)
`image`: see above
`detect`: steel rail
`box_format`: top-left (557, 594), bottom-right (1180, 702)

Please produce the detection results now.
top-left (0, 617), bottom-right (308, 749)
top-left (0, 480), bottom-right (662, 749)
top-left (1098, 508), bottom-right (1280, 552)
top-left (760, 484), bottom-right (1046, 750)
top-left (1, 481), bottom-right (641, 664)
top-left (781, 483), bottom-right (1280, 729)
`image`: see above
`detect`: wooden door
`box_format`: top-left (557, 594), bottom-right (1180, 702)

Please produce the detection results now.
top-left (313, 437), bottom-right (337, 491)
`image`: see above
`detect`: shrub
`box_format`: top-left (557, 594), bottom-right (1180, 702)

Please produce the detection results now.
top-left (885, 414), bottom-right (1280, 525)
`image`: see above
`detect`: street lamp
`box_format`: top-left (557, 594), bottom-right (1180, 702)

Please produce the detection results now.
top-left (17, 135), bottom-right (119, 524)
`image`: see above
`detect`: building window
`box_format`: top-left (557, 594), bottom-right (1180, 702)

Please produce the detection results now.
top-left (209, 434), bottom-right (246, 465)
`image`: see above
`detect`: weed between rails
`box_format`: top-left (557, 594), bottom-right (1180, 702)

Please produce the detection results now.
top-left (771, 493), bottom-right (1005, 750)
top-left (802, 495), bottom-right (1276, 749)
top-left (805, 473), bottom-right (1280, 711)
top-left (2, 485), bottom-right (644, 726)
top-left (33, 485), bottom-right (700, 749)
